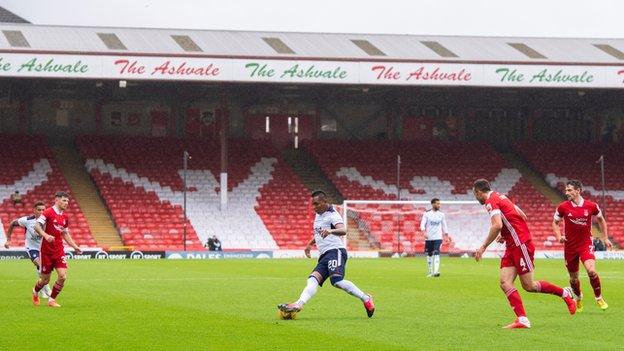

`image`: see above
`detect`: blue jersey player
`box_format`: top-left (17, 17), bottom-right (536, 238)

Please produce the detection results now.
top-left (4, 201), bottom-right (52, 298)
top-left (278, 190), bottom-right (375, 318)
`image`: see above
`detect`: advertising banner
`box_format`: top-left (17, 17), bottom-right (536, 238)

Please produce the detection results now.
top-left (0, 53), bottom-right (622, 88)
top-left (165, 251), bottom-right (273, 259)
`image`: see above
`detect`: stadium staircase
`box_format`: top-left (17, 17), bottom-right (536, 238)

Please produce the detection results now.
top-left (500, 152), bottom-right (564, 206)
top-left (282, 149), bottom-right (375, 250)
top-left (282, 149), bottom-right (344, 203)
top-left (51, 144), bottom-right (123, 249)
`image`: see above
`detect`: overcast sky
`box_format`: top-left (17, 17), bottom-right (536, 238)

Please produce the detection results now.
top-left (1, 0), bottom-right (622, 38)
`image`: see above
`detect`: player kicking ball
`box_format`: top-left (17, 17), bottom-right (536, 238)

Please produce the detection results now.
top-left (278, 190), bottom-right (375, 318)
top-left (4, 201), bottom-right (52, 299)
top-left (32, 191), bottom-right (82, 307)
top-left (472, 179), bottom-right (576, 329)
top-left (553, 180), bottom-right (612, 312)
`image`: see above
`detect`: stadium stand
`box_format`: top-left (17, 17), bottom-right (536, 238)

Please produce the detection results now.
top-left (517, 142), bottom-right (624, 246)
top-left (305, 140), bottom-right (561, 251)
top-left (0, 135), bottom-right (96, 247)
top-left (76, 136), bottom-right (312, 251)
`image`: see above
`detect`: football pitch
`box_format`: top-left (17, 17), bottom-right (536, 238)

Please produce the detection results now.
top-left (0, 258), bottom-right (622, 350)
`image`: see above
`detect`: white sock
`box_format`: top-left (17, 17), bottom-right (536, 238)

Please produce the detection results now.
top-left (562, 287), bottom-right (571, 298)
top-left (434, 254), bottom-right (440, 274)
top-left (296, 277), bottom-right (319, 306)
top-left (334, 279), bottom-right (368, 302)
top-left (427, 256), bottom-right (433, 274)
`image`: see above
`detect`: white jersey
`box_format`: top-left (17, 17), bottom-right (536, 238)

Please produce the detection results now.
top-left (420, 210), bottom-right (448, 241)
top-left (313, 206), bottom-right (345, 255)
top-left (17, 215), bottom-right (42, 250)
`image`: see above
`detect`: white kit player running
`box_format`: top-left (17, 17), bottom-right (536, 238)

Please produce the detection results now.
top-left (420, 198), bottom-right (449, 277)
top-left (4, 201), bottom-right (52, 298)
top-left (278, 190), bottom-right (375, 318)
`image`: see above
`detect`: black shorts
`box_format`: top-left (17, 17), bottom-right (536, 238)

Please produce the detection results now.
top-left (425, 240), bottom-right (442, 256)
top-left (27, 249), bottom-right (40, 262)
top-left (311, 248), bottom-right (348, 286)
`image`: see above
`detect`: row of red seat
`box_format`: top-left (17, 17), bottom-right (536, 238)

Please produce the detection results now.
top-left (76, 136), bottom-right (312, 250)
top-left (0, 135), bottom-right (96, 248)
top-left (7, 134), bottom-right (615, 252)
top-left (517, 142), bottom-right (624, 246)
top-left (305, 140), bottom-right (566, 251)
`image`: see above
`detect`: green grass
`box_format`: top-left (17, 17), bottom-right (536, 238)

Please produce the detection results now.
top-left (0, 258), bottom-right (622, 350)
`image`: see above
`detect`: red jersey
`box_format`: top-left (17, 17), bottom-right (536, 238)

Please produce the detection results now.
top-left (554, 198), bottom-right (600, 250)
top-left (484, 191), bottom-right (532, 247)
top-left (37, 206), bottom-right (69, 257)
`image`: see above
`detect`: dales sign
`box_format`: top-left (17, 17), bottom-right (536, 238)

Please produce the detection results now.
top-left (165, 251), bottom-right (273, 259)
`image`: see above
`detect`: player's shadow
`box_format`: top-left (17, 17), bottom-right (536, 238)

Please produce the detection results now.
top-left (298, 316), bottom-right (371, 321)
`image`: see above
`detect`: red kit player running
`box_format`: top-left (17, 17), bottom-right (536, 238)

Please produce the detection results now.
top-left (472, 179), bottom-right (576, 329)
top-left (553, 180), bottom-right (612, 312)
top-left (32, 191), bottom-right (82, 307)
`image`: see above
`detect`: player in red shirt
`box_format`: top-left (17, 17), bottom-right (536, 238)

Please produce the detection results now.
top-left (472, 179), bottom-right (576, 329)
top-left (553, 179), bottom-right (612, 312)
top-left (32, 191), bottom-right (82, 307)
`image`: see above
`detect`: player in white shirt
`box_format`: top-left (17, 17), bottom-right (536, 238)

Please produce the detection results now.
top-left (420, 198), bottom-right (449, 277)
top-left (4, 201), bottom-right (52, 297)
top-left (278, 190), bottom-right (376, 318)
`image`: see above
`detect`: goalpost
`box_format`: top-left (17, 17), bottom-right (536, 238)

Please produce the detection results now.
top-left (340, 200), bottom-right (502, 253)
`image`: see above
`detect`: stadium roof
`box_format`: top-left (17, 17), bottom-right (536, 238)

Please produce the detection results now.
top-left (0, 23), bottom-right (623, 64)
top-left (0, 7), bottom-right (29, 24)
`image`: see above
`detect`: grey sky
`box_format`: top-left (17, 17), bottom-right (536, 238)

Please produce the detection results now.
top-left (1, 0), bottom-right (622, 38)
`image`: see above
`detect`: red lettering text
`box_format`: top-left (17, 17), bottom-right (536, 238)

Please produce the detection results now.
top-left (407, 67), bottom-right (471, 81)
top-left (371, 65), bottom-right (401, 80)
top-left (114, 59), bottom-right (145, 75)
top-left (151, 60), bottom-right (220, 77)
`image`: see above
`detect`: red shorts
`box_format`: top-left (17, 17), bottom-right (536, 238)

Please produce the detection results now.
top-left (500, 241), bottom-right (535, 275)
top-left (564, 243), bottom-right (595, 273)
top-left (40, 252), bottom-right (68, 275)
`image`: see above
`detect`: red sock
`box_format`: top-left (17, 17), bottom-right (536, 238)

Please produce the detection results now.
top-left (50, 281), bottom-right (64, 299)
top-left (536, 281), bottom-right (564, 297)
top-left (589, 274), bottom-right (601, 298)
top-left (33, 280), bottom-right (45, 293)
top-left (505, 288), bottom-right (527, 318)
top-left (570, 279), bottom-right (581, 297)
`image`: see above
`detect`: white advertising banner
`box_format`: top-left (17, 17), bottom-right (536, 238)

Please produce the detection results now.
top-left (0, 53), bottom-right (99, 78)
top-left (229, 59), bottom-right (359, 84)
top-left (101, 56), bottom-right (228, 81)
top-left (0, 52), bottom-right (622, 88)
top-left (358, 62), bottom-right (482, 86)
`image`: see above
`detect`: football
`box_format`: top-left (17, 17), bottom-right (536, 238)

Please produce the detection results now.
top-left (278, 309), bottom-right (298, 320)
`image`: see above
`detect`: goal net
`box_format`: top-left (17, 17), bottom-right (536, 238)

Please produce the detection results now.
top-left (340, 200), bottom-right (503, 253)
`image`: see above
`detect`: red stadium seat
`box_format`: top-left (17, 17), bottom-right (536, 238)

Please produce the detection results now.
top-left (304, 140), bottom-right (561, 251)
top-left (0, 135), bottom-right (96, 248)
top-left (76, 136), bottom-right (311, 250)
top-left (516, 142), bottom-right (624, 247)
